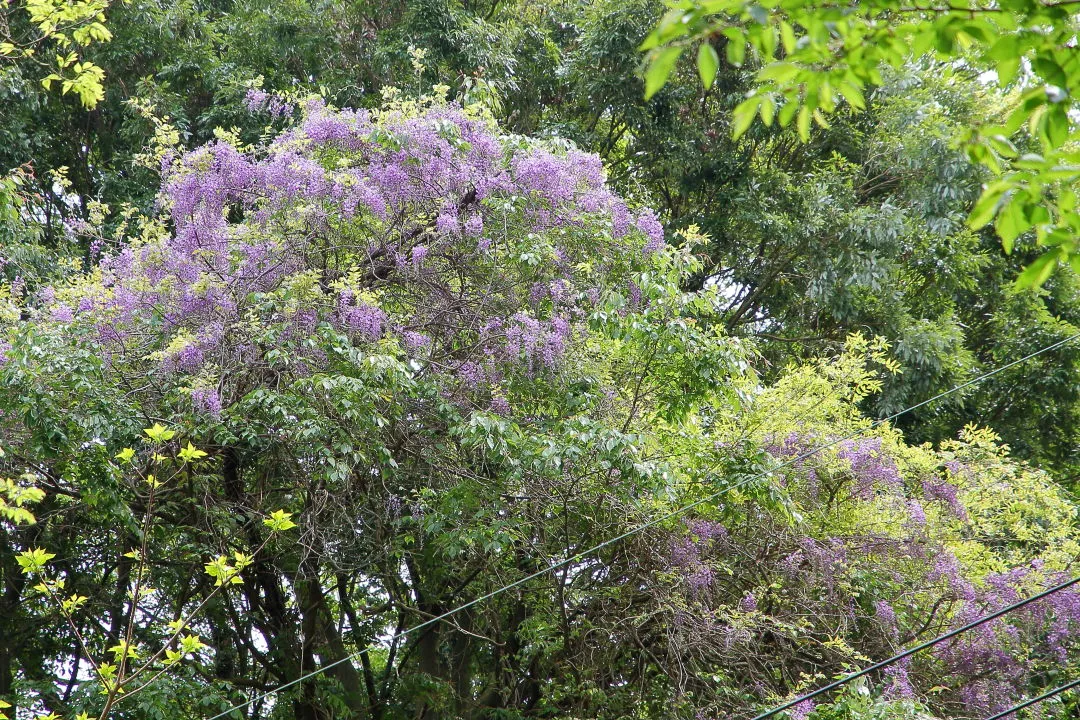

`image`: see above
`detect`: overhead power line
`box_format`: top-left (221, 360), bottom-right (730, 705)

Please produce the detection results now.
top-left (205, 333), bottom-right (1080, 720)
top-left (751, 575), bottom-right (1080, 720)
top-left (985, 677), bottom-right (1080, 720)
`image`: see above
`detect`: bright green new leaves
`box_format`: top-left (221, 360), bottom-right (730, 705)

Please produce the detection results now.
top-left (204, 552), bottom-right (252, 587)
top-left (263, 509), bottom-right (297, 532)
top-left (16, 547), bottom-right (55, 574)
top-left (142, 423), bottom-right (175, 443)
top-left (3, 0), bottom-right (114, 107)
top-left (60, 592), bottom-right (89, 614)
top-left (177, 442), bottom-right (208, 463)
top-left (0, 475), bottom-right (44, 525)
top-left (107, 640), bottom-right (139, 662)
top-left (164, 635), bottom-right (208, 666)
top-left (641, 0), bottom-right (1080, 287)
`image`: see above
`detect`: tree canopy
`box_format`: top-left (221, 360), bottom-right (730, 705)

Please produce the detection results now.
top-left (642, 0), bottom-right (1080, 287)
top-left (4, 1), bottom-right (1080, 719)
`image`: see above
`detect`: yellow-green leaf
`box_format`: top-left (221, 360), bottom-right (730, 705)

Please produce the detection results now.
top-left (644, 46), bottom-right (684, 100)
top-left (698, 43), bottom-right (720, 89)
top-left (1016, 247), bottom-right (1064, 289)
top-left (731, 95), bottom-right (761, 139)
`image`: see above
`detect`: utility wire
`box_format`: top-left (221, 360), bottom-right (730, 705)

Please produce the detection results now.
top-left (205, 332), bottom-right (1080, 720)
top-left (751, 575), bottom-right (1080, 720)
top-left (985, 677), bottom-right (1080, 720)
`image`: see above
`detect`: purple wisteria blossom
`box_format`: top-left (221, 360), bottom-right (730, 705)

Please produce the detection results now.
top-left (876, 600), bottom-right (899, 639)
top-left (789, 700), bottom-right (815, 720)
top-left (922, 477), bottom-right (968, 520)
top-left (27, 99), bottom-right (672, 428)
top-left (337, 292), bottom-right (384, 341)
top-left (489, 396), bottom-right (511, 416)
top-left (883, 664), bottom-right (916, 701)
top-left (636, 209), bottom-right (665, 254)
top-left (192, 387), bottom-right (223, 419)
top-left (837, 437), bottom-right (903, 498)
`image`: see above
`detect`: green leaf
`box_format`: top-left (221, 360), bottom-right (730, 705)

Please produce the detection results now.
top-left (1016, 247), bottom-right (1064, 289)
top-left (698, 43), bottom-right (720, 89)
top-left (997, 56), bottom-right (1021, 85)
top-left (1024, 202), bottom-right (1051, 227)
top-left (778, 97), bottom-right (799, 126)
top-left (779, 21), bottom-right (796, 54)
top-left (796, 104), bottom-right (812, 142)
top-left (639, 7), bottom-right (687, 51)
top-left (1004, 89), bottom-right (1047, 134)
top-left (986, 134), bottom-right (1018, 158)
top-left (1041, 104), bottom-right (1069, 149)
top-left (837, 81), bottom-right (865, 111)
top-left (759, 94), bottom-right (776, 125)
top-left (968, 182), bottom-right (1009, 230)
top-left (731, 95), bottom-right (761, 139)
top-left (178, 442), bottom-right (208, 463)
top-left (933, 26), bottom-right (956, 55)
top-left (16, 548), bottom-right (56, 574)
top-left (645, 45), bottom-right (684, 100)
top-left (264, 509), bottom-right (297, 532)
top-left (959, 20), bottom-right (994, 44)
top-left (996, 191), bottom-right (1033, 252)
top-left (725, 36), bottom-right (745, 67)
top-left (1032, 55), bottom-right (1068, 89)
top-left (759, 62), bottom-right (799, 84)
top-left (986, 34), bottom-right (1018, 63)
top-left (143, 423), bottom-right (176, 443)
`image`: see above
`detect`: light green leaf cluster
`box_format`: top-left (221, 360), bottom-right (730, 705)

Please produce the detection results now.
top-left (3, 0), bottom-right (114, 107)
top-left (0, 447), bottom-right (44, 525)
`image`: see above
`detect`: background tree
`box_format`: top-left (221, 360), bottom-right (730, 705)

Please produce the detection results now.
top-left (642, 0), bottom-right (1080, 286)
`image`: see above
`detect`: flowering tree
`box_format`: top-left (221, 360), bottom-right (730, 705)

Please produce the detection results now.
top-left (0, 89), bottom-right (746, 719)
top-left (41, 87), bottom-right (674, 420)
top-left (2, 88), bottom-right (1080, 720)
top-left (649, 339), bottom-right (1080, 719)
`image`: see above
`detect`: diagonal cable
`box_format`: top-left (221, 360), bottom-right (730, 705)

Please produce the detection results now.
top-left (985, 677), bottom-right (1080, 720)
top-left (205, 332), bottom-right (1080, 720)
top-left (751, 575), bottom-right (1080, 720)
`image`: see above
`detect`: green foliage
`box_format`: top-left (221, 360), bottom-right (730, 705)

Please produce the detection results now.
top-left (643, 0), bottom-right (1080, 287)
top-left (1, 0), bottom-right (113, 108)
top-left (590, 38), bottom-right (1080, 473)
top-left (4, 1), bottom-right (1080, 718)
top-left (0, 476), bottom-right (43, 526)
top-left (673, 337), bottom-right (1080, 718)
top-left (808, 684), bottom-right (936, 720)
top-left (8, 428), bottom-right (296, 720)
